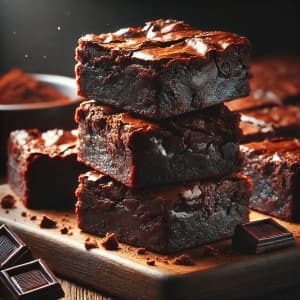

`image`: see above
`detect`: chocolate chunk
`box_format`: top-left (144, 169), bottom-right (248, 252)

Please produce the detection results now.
top-left (0, 225), bottom-right (32, 270)
top-left (232, 218), bottom-right (295, 254)
top-left (101, 233), bottom-right (119, 251)
top-left (172, 254), bottom-right (194, 266)
top-left (60, 227), bottom-right (68, 235)
top-left (0, 258), bottom-right (64, 299)
top-left (39, 216), bottom-right (57, 229)
top-left (146, 258), bottom-right (155, 266)
top-left (21, 211), bottom-right (27, 218)
top-left (84, 238), bottom-right (99, 250)
top-left (0, 195), bottom-right (16, 209)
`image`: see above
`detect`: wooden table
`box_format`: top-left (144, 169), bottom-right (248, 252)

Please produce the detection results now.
top-left (58, 277), bottom-right (300, 300)
top-left (58, 278), bottom-right (114, 300)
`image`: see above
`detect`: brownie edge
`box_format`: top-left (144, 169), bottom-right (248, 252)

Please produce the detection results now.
top-left (75, 100), bottom-right (242, 188)
top-left (75, 171), bottom-right (250, 254)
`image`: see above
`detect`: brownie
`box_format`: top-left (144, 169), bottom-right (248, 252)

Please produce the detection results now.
top-left (226, 56), bottom-right (300, 112)
top-left (241, 139), bottom-right (300, 222)
top-left (7, 129), bottom-right (88, 209)
top-left (240, 105), bottom-right (300, 143)
top-left (75, 171), bottom-right (250, 253)
top-left (75, 19), bottom-right (250, 119)
top-left (75, 100), bottom-right (242, 188)
top-left (0, 68), bottom-right (70, 104)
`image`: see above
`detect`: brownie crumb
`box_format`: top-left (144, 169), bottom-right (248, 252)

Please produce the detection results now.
top-left (146, 258), bottom-right (155, 266)
top-left (85, 237), bottom-right (99, 250)
top-left (101, 233), bottom-right (119, 250)
top-left (30, 215), bottom-right (37, 221)
top-left (5, 210), bottom-right (9, 214)
top-left (68, 232), bottom-right (73, 236)
top-left (60, 227), bottom-right (68, 235)
top-left (172, 254), bottom-right (194, 266)
top-left (40, 216), bottom-right (57, 229)
top-left (1, 194), bottom-right (16, 209)
top-left (204, 245), bottom-right (220, 257)
top-left (61, 217), bottom-right (69, 222)
top-left (137, 247), bottom-right (146, 255)
top-left (21, 211), bottom-right (27, 217)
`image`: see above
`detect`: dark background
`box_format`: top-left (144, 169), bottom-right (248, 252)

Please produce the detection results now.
top-left (0, 0), bottom-right (299, 77)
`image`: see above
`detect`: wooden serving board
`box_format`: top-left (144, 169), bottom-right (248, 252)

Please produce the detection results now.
top-left (1, 183), bottom-right (300, 300)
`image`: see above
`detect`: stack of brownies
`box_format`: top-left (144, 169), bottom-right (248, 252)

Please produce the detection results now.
top-left (74, 19), bottom-right (252, 253)
top-left (226, 57), bottom-right (300, 222)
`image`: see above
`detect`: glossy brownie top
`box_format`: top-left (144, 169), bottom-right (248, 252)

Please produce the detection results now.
top-left (78, 19), bottom-right (250, 61)
top-left (241, 138), bottom-right (300, 166)
top-left (8, 129), bottom-right (78, 157)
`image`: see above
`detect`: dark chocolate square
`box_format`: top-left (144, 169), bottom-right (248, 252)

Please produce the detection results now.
top-left (0, 225), bottom-right (32, 270)
top-left (232, 218), bottom-right (295, 254)
top-left (0, 259), bottom-right (64, 299)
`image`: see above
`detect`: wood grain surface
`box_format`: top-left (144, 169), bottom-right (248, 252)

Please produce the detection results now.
top-left (1, 183), bottom-right (300, 300)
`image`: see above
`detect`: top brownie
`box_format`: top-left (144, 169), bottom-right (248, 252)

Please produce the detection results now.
top-left (226, 57), bottom-right (300, 112)
top-left (76, 19), bottom-right (250, 119)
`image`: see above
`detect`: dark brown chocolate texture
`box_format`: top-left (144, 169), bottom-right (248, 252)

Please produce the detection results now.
top-left (0, 225), bottom-right (32, 270)
top-left (0, 258), bottom-right (64, 299)
top-left (40, 216), bottom-right (57, 229)
top-left (75, 100), bottom-right (242, 188)
top-left (7, 129), bottom-right (88, 209)
top-left (76, 19), bottom-right (250, 119)
top-left (232, 218), bottom-right (295, 254)
top-left (75, 171), bottom-right (250, 254)
top-left (101, 233), bottom-right (119, 251)
top-left (241, 138), bottom-right (300, 221)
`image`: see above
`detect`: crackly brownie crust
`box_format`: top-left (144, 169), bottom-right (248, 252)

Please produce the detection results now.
top-left (76, 19), bottom-right (250, 119)
top-left (75, 100), bottom-right (242, 188)
top-left (241, 139), bottom-right (300, 222)
top-left (240, 105), bottom-right (300, 143)
top-left (226, 56), bottom-right (300, 112)
top-left (7, 129), bottom-right (87, 209)
top-left (75, 171), bottom-right (250, 253)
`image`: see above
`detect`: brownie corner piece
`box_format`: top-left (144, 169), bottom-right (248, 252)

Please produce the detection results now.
top-left (75, 19), bottom-right (250, 119)
top-left (241, 138), bottom-right (300, 221)
top-left (7, 129), bottom-right (87, 209)
top-left (75, 100), bottom-right (242, 188)
top-left (75, 171), bottom-right (251, 253)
